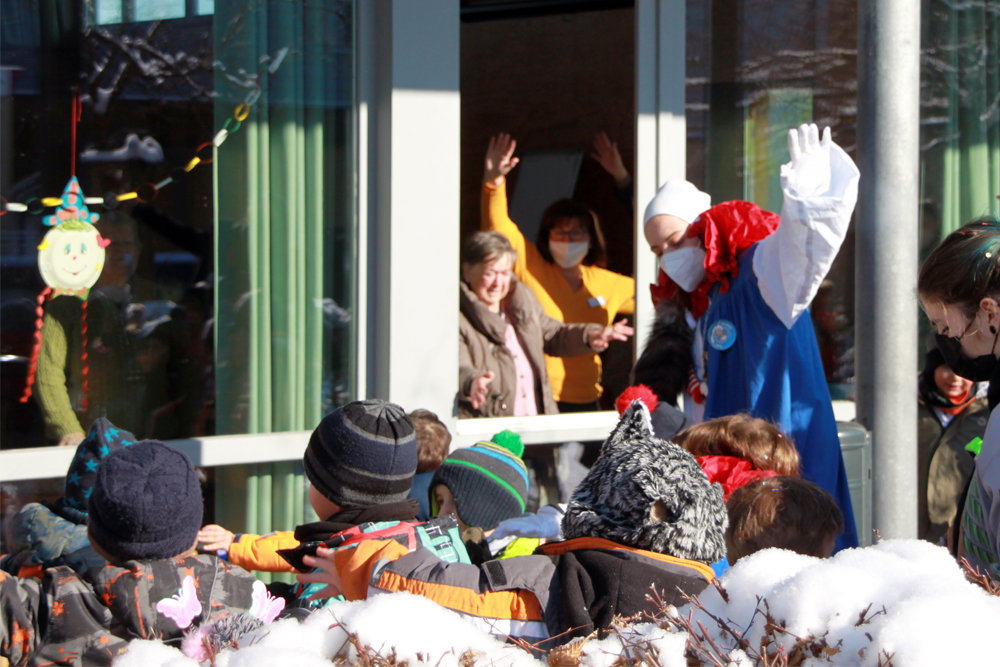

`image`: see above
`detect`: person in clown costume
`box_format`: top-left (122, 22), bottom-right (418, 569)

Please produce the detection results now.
top-left (643, 124), bottom-right (860, 549)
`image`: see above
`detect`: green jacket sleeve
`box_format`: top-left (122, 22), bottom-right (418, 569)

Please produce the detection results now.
top-left (34, 307), bottom-right (84, 438)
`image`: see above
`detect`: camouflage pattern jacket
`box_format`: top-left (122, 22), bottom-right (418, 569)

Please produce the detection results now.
top-left (0, 554), bottom-right (256, 666)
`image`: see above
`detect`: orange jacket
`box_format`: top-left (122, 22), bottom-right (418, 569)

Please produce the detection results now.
top-left (333, 536), bottom-right (713, 644)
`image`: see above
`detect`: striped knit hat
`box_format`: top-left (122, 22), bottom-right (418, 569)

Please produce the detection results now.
top-left (430, 430), bottom-right (528, 531)
top-left (304, 399), bottom-right (418, 508)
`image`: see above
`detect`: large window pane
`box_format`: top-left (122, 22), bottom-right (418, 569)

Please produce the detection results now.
top-left (0, 0), bottom-right (356, 558)
top-left (685, 0), bottom-right (998, 397)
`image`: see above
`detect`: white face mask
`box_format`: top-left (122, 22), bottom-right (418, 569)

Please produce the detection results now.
top-left (659, 245), bottom-right (707, 293)
top-left (549, 241), bottom-right (589, 269)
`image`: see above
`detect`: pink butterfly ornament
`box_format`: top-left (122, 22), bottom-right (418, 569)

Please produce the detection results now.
top-left (249, 579), bottom-right (285, 623)
top-left (156, 575), bottom-right (203, 629)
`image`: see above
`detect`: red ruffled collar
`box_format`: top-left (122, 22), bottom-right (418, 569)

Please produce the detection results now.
top-left (696, 455), bottom-right (779, 501)
top-left (650, 200), bottom-right (780, 318)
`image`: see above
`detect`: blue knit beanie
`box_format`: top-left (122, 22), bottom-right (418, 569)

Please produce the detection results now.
top-left (88, 440), bottom-right (203, 562)
top-left (62, 418), bottom-right (137, 516)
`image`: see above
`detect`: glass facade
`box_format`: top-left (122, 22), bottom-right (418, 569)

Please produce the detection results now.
top-left (0, 0), bottom-right (996, 569)
top-left (1, 0), bottom-right (356, 560)
top-left (686, 0), bottom-right (999, 397)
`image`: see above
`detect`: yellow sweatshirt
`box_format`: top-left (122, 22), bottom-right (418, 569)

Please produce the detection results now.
top-left (482, 181), bottom-right (635, 404)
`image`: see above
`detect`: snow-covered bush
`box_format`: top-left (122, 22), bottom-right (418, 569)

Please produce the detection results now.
top-left (660, 539), bottom-right (1000, 666)
top-left (117, 540), bottom-right (1000, 667)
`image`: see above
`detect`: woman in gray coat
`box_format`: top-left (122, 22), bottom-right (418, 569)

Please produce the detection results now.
top-left (459, 232), bottom-right (632, 418)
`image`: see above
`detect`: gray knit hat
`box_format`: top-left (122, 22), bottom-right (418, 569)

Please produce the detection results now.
top-left (562, 401), bottom-right (728, 563)
top-left (304, 399), bottom-right (418, 508)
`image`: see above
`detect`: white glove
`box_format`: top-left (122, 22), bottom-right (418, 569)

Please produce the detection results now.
top-left (781, 123), bottom-right (832, 198)
top-left (490, 505), bottom-right (566, 541)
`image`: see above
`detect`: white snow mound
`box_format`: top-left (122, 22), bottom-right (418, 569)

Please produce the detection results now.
top-left (118, 540), bottom-right (1000, 667)
top-left (686, 539), bottom-right (1000, 666)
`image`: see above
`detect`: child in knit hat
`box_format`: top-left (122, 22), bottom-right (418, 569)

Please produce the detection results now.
top-left (1, 418), bottom-right (137, 578)
top-left (298, 401), bottom-right (727, 645)
top-left (431, 429), bottom-right (528, 531)
top-left (725, 476), bottom-right (844, 564)
top-left (430, 430), bottom-right (529, 563)
top-left (197, 399), bottom-right (469, 609)
top-left (0, 440), bottom-right (259, 667)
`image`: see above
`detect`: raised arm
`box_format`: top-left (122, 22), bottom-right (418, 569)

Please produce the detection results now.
top-left (752, 124), bottom-right (860, 329)
top-left (481, 134), bottom-right (534, 279)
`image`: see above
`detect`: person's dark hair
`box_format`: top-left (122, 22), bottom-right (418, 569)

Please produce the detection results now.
top-left (674, 413), bottom-right (800, 476)
top-left (535, 199), bottom-right (607, 268)
top-left (632, 300), bottom-right (693, 407)
top-left (409, 409), bottom-right (451, 474)
top-left (461, 231), bottom-right (516, 268)
top-left (918, 216), bottom-right (1000, 318)
top-left (725, 476), bottom-right (843, 564)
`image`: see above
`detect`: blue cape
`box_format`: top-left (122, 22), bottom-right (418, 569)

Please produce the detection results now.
top-left (703, 244), bottom-right (858, 550)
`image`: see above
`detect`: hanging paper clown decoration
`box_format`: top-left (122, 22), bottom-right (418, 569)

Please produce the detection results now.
top-left (37, 177), bottom-right (108, 297)
top-left (21, 177), bottom-right (110, 406)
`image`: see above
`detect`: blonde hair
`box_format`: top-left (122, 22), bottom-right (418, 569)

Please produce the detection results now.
top-left (674, 413), bottom-right (800, 476)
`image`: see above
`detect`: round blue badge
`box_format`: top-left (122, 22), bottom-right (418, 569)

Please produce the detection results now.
top-left (708, 319), bottom-right (737, 351)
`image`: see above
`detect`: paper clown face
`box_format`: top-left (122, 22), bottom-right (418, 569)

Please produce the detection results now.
top-left (38, 220), bottom-right (108, 297)
top-left (36, 177), bottom-right (108, 298)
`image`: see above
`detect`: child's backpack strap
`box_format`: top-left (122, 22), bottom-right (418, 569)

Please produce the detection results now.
top-left (414, 515), bottom-right (471, 564)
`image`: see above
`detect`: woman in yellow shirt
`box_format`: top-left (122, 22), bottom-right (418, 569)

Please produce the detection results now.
top-left (482, 133), bottom-right (635, 412)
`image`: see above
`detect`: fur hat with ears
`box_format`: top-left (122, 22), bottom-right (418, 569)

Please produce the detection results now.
top-left (561, 401), bottom-right (728, 563)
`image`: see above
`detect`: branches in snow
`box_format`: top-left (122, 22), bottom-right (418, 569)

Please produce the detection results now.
top-left (960, 557), bottom-right (1000, 597)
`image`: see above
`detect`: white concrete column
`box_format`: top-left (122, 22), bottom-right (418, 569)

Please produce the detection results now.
top-left (357, 0), bottom-right (461, 422)
top-left (634, 0), bottom-right (687, 356)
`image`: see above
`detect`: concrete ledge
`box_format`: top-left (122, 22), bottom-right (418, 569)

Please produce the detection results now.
top-left (0, 431), bottom-right (313, 482)
top-left (0, 414), bottom-right (625, 482)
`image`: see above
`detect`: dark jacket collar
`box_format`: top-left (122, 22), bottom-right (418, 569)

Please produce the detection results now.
top-left (278, 498), bottom-right (421, 572)
top-left (538, 537), bottom-right (713, 643)
top-left (292, 498), bottom-right (420, 543)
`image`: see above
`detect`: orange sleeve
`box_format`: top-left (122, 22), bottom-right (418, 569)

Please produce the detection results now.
top-left (481, 180), bottom-right (533, 281)
top-left (334, 539), bottom-right (411, 601)
top-left (587, 269), bottom-right (636, 317)
top-left (617, 273), bottom-right (636, 315)
top-left (228, 531), bottom-right (300, 573)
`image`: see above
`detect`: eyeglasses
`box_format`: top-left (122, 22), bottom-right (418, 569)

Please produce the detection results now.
top-left (549, 229), bottom-right (590, 242)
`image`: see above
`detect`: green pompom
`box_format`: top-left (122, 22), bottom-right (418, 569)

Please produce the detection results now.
top-left (490, 429), bottom-right (524, 458)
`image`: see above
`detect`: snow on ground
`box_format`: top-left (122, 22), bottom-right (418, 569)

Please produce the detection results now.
top-left (118, 540), bottom-right (1000, 667)
top-left (117, 591), bottom-right (541, 667)
top-left (687, 539), bottom-right (1000, 665)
